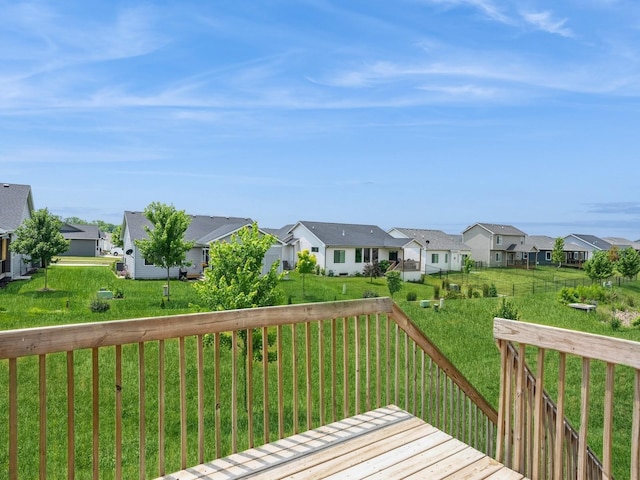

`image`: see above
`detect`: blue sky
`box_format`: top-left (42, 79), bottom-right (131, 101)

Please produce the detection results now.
top-left (2, 0), bottom-right (640, 240)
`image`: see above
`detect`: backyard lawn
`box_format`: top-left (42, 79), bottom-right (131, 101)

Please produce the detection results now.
top-left (1, 263), bottom-right (640, 477)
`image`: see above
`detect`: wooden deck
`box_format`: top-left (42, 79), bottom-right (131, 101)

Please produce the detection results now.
top-left (157, 405), bottom-right (526, 480)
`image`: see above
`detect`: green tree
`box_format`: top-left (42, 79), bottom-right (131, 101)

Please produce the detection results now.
top-left (10, 208), bottom-right (70, 290)
top-left (194, 223), bottom-right (281, 406)
top-left (463, 256), bottom-right (474, 274)
top-left (134, 202), bottom-right (194, 301)
top-left (363, 261), bottom-right (383, 283)
top-left (386, 271), bottom-right (402, 298)
top-left (551, 237), bottom-right (565, 268)
top-left (111, 223), bottom-right (124, 249)
top-left (616, 247), bottom-right (640, 281)
top-left (583, 250), bottom-right (615, 283)
top-left (296, 249), bottom-right (317, 296)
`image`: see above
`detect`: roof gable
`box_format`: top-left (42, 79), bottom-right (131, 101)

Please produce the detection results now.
top-left (296, 220), bottom-right (397, 247)
top-left (465, 223), bottom-right (527, 237)
top-left (123, 211), bottom-right (255, 246)
top-left (392, 227), bottom-right (470, 251)
top-left (0, 183), bottom-right (34, 231)
top-left (566, 234), bottom-right (611, 250)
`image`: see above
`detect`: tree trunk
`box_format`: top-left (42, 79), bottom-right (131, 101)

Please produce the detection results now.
top-left (166, 267), bottom-right (171, 301)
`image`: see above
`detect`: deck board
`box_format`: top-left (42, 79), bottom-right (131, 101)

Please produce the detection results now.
top-left (157, 405), bottom-right (527, 480)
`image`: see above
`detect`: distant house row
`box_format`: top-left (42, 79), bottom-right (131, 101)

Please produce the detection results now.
top-left (2, 181), bottom-right (640, 283)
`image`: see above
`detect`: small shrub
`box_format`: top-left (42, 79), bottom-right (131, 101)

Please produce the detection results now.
top-left (378, 260), bottom-right (391, 272)
top-left (433, 285), bottom-right (440, 300)
top-left (487, 284), bottom-right (498, 298)
top-left (90, 298), bottom-right (110, 313)
top-left (315, 265), bottom-right (321, 275)
top-left (406, 291), bottom-right (417, 301)
top-left (632, 317), bottom-right (640, 327)
top-left (472, 291), bottom-right (481, 298)
top-left (442, 279), bottom-right (450, 290)
top-left (466, 286), bottom-right (473, 298)
top-left (113, 287), bottom-right (124, 299)
top-left (611, 317), bottom-right (621, 331)
top-left (362, 290), bottom-right (379, 298)
top-left (627, 295), bottom-right (636, 308)
top-left (482, 284), bottom-right (489, 297)
top-left (493, 297), bottom-right (520, 320)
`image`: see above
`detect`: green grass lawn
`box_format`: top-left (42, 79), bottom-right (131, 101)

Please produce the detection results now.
top-left (2, 264), bottom-right (640, 477)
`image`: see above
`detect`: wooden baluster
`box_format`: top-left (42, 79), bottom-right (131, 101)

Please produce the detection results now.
top-left (577, 357), bottom-right (591, 479)
top-left (139, 343), bottom-right (146, 479)
top-left (631, 369), bottom-right (640, 480)
top-left (263, 326), bottom-right (270, 444)
top-left (41, 354), bottom-right (48, 480)
top-left (532, 348), bottom-right (545, 480)
top-left (603, 362), bottom-right (614, 479)
top-left (553, 352), bottom-right (566, 480)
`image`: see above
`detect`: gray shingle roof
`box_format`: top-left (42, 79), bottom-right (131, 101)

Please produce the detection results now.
top-left (392, 227), bottom-right (470, 251)
top-left (603, 237), bottom-right (640, 250)
top-left (297, 221), bottom-right (402, 247)
top-left (61, 223), bottom-right (101, 240)
top-left (568, 234), bottom-right (612, 250)
top-left (466, 223), bottom-right (527, 236)
top-left (0, 183), bottom-right (33, 231)
top-left (124, 211), bottom-right (254, 246)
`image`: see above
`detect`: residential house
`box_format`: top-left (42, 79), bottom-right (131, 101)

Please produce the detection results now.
top-left (603, 237), bottom-right (640, 253)
top-left (285, 220), bottom-right (423, 280)
top-left (262, 224), bottom-right (295, 270)
top-left (525, 235), bottom-right (589, 267)
top-left (0, 183), bottom-right (34, 282)
top-left (60, 223), bottom-right (104, 257)
top-left (563, 234), bottom-right (611, 264)
top-left (121, 211), bottom-right (284, 280)
top-left (462, 223), bottom-right (538, 268)
top-left (388, 227), bottom-right (471, 274)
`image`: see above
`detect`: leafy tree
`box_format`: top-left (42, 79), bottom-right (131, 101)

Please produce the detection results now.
top-left (463, 256), bottom-right (474, 274)
top-left (608, 245), bottom-right (620, 263)
top-left (63, 216), bottom-right (88, 224)
top-left (111, 223), bottom-right (124, 249)
top-left (551, 237), bottom-right (565, 268)
top-left (616, 247), bottom-right (640, 281)
top-left (583, 250), bottom-right (614, 283)
top-left (194, 223), bottom-right (281, 310)
top-left (194, 222), bottom-right (281, 406)
top-left (134, 202), bottom-right (194, 301)
top-left (386, 271), bottom-right (402, 298)
top-left (10, 208), bottom-right (70, 290)
top-left (363, 261), bottom-right (383, 284)
top-left (296, 249), bottom-right (317, 296)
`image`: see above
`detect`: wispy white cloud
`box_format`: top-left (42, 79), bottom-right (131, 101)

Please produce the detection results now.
top-left (521, 10), bottom-right (574, 38)
top-left (423, 0), bottom-right (512, 24)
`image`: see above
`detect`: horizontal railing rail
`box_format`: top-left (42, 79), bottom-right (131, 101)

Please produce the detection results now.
top-left (494, 318), bottom-right (640, 480)
top-left (1, 298), bottom-right (497, 479)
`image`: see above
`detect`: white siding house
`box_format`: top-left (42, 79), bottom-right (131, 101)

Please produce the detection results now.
top-left (287, 221), bottom-right (423, 281)
top-left (388, 228), bottom-right (472, 275)
top-left (121, 211), bottom-right (284, 280)
top-left (0, 183), bottom-right (35, 281)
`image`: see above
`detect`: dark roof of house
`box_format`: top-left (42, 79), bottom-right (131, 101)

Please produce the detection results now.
top-left (603, 237), bottom-right (640, 250)
top-left (567, 234), bottom-right (612, 250)
top-left (61, 223), bottom-right (101, 240)
top-left (0, 183), bottom-right (33, 231)
top-left (124, 211), bottom-right (254, 246)
top-left (295, 220), bottom-right (410, 248)
top-left (392, 227), bottom-right (470, 251)
top-left (263, 224), bottom-right (295, 243)
top-left (464, 223), bottom-right (527, 236)
top-left (527, 235), bottom-right (590, 252)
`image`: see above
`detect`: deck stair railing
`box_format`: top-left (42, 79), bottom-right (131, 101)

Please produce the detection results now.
top-left (0, 298), bottom-right (497, 479)
top-left (494, 318), bottom-right (640, 479)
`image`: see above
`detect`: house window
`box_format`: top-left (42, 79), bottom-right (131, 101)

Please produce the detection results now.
top-left (144, 257), bottom-right (154, 266)
top-left (311, 247), bottom-right (319, 253)
top-left (431, 253), bottom-right (439, 263)
top-left (445, 253), bottom-right (449, 263)
top-left (355, 248), bottom-right (362, 263)
top-left (364, 248), bottom-right (371, 263)
top-left (496, 235), bottom-right (502, 246)
top-left (523, 253), bottom-right (528, 260)
top-left (495, 252), bottom-right (502, 263)
top-left (389, 251), bottom-right (398, 262)
top-left (546, 252), bottom-right (551, 261)
top-left (334, 250), bottom-right (345, 263)
top-left (202, 248), bottom-right (210, 266)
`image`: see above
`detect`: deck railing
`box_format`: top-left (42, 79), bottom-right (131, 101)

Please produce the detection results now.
top-left (0, 298), bottom-right (497, 479)
top-left (494, 318), bottom-right (640, 479)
